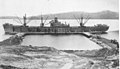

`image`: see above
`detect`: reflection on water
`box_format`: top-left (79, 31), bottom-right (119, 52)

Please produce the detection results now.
top-left (21, 35), bottom-right (102, 50)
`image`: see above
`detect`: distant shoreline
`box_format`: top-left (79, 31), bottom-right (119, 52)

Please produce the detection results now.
top-left (0, 10), bottom-right (119, 19)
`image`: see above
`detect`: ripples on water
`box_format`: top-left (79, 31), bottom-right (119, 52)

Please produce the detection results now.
top-left (0, 19), bottom-right (119, 50)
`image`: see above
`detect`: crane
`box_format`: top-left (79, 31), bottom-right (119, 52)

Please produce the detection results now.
top-left (73, 14), bottom-right (90, 27)
top-left (13, 14), bottom-right (32, 26)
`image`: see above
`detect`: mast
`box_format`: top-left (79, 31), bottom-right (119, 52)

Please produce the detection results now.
top-left (80, 17), bottom-right (83, 27)
top-left (40, 14), bottom-right (44, 27)
top-left (41, 15), bottom-right (43, 24)
top-left (23, 14), bottom-right (27, 26)
top-left (73, 14), bottom-right (90, 27)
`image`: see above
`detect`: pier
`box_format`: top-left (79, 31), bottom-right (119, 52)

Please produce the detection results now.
top-left (89, 35), bottom-right (119, 49)
top-left (79, 32), bottom-right (119, 49)
top-left (24, 32), bottom-right (93, 36)
top-left (5, 31), bottom-right (93, 36)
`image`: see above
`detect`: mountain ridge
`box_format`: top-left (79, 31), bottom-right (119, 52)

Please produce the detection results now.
top-left (30, 10), bottom-right (118, 19)
top-left (0, 10), bottom-right (119, 19)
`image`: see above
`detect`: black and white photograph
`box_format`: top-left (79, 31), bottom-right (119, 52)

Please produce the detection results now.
top-left (0, 0), bottom-right (119, 69)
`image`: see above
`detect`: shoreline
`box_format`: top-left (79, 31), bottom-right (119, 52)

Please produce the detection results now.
top-left (0, 32), bottom-right (119, 69)
top-left (0, 32), bottom-right (119, 49)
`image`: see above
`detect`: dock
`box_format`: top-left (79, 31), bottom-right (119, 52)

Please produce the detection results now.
top-left (79, 32), bottom-right (119, 49)
top-left (89, 35), bottom-right (119, 49)
top-left (6, 32), bottom-right (92, 35)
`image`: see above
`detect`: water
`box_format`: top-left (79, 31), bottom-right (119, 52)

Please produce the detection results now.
top-left (21, 35), bottom-right (102, 50)
top-left (0, 19), bottom-right (119, 50)
top-left (100, 31), bottom-right (119, 41)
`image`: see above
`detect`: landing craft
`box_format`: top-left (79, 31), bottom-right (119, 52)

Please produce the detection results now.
top-left (3, 14), bottom-right (109, 35)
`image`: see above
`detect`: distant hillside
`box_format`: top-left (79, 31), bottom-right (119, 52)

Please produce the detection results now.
top-left (0, 10), bottom-right (119, 19)
top-left (0, 16), bottom-right (17, 19)
top-left (29, 10), bottom-right (119, 19)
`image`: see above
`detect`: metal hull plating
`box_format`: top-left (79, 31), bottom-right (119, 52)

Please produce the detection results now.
top-left (3, 23), bottom-right (109, 35)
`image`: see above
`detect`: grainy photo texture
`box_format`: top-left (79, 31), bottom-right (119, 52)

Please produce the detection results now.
top-left (0, 0), bottom-right (119, 69)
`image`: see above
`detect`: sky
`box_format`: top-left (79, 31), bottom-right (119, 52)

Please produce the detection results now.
top-left (0, 0), bottom-right (119, 16)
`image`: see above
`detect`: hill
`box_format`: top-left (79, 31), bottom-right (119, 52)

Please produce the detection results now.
top-left (0, 10), bottom-right (119, 19)
top-left (30, 10), bottom-right (119, 19)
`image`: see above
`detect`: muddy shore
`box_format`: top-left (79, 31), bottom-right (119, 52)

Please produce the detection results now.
top-left (0, 33), bottom-right (119, 69)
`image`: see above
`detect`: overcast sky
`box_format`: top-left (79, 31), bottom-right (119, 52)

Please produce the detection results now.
top-left (0, 0), bottom-right (119, 16)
